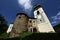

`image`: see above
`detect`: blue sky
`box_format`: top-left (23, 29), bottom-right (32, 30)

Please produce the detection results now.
top-left (0, 0), bottom-right (60, 26)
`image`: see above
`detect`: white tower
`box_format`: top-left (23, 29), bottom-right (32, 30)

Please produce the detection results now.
top-left (34, 5), bottom-right (55, 33)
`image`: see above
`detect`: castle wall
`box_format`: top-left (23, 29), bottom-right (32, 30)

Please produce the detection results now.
top-left (28, 18), bottom-right (38, 32)
top-left (37, 22), bottom-right (55, 33)
top-left (9, 4), bottom-right (55, 38)
top-left (9, 14), bottom-right (28, 38)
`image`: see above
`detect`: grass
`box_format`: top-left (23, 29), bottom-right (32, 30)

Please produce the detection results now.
top-left (0, 33), bottom-right (9, 39)
top-left (0, 32), bottom-right (59, 40)
top-left (0, 32), bottom-right (33, 40)
top-left (19, 32), bottom-right (33, 38)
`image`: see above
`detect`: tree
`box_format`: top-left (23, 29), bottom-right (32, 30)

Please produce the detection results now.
top-left (0, 14), bottom-right (8, 34)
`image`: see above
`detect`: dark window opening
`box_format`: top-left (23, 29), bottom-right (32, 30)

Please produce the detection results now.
top-left (40, 19), bottom-right (43, 23)
top-left (33, 21), bottom-right (35, 23)
top-left (33, 28), bottom-right (37, 32)
top-left (19, 16), bottom-right (21, 19)
top-left (30, 20), bottom-right (32, 23)
top-left (30, 28), bottom-right (32, 32)
top-left (37, 11), bottom-right (40, 15)
top-left (40, 19), bottom-right (42, 22)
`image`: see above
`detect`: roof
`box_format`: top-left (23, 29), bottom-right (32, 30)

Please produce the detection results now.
top-left (29, 17), bottom-right (37, 19)
top-left (34, 4), bottom-right (42, 11)
top-left (16, 13), bottom-right (37, 19)
top-left (16, 13), bottom-right (28, 17)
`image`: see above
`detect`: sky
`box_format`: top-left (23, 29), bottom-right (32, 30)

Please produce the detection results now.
top-left (0, 0), bottom-right (60, 26)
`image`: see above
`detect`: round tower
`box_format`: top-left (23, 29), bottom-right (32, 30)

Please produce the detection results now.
top-left (9, 13), bottom-right (28, 38)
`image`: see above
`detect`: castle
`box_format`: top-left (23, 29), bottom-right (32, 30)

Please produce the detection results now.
top-left (7, 5), bottom-right (55, 38)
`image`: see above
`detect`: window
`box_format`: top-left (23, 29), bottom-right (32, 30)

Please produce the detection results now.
top-left (40, 19), bottom-right (43, 23)
top-left (37, 11), bottom-right (40, 15)
top-left (33, 21), bottom-right (35, 25)
top-left (33, 28), bottom-right (37, 32)
top-left (40, 19), bottom-right (42, 22)
top-left (33, 21), bottom-right (35, 23)
top-left (30, 20), bottom-right (32, 23)
top-left (19, 16), bottom-right (21, 19)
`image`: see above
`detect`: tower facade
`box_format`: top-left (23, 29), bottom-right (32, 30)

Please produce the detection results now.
top-left (34, 5), bottom-right (55, 33)
top-left (9, 13), bottom-right (28, 38)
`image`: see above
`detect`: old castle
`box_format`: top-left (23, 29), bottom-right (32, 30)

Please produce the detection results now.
top-left (7, 5), bottom-right (55, 38)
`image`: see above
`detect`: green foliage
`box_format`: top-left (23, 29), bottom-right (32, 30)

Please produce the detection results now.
top-left (19, 32), bottom-right (33, 39)
top-left (54, 24), bottom-right (60, 33)
top-left (0, 33), bottom-right (59, 40)
top-left (0, 33), bottom-right (9, 39)
top-left (0, 14), bottom-right (8, 34)
top-left (22, 33), bottom-right (59, 40)
top-left (0, 32), bottom-right (33, 40)
top-left (3, 33), bottom-right (60, 40)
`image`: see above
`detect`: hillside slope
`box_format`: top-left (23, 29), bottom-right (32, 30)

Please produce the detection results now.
top-left (53, 24), bottom-right (60, 33)
top-left (1, 33), bottom-right (60, 40)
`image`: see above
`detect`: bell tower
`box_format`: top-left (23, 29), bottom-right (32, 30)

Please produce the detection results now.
top-left (34, 5), bottom-right (55, 33)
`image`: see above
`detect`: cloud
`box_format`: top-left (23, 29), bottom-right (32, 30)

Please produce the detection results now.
top-left (52, 21), bottom-right (57, 24)
top-left (52, 12), bottom-right (60, 20)
top-left (18, 0), bottom-right (32, 12)
top-left (51, 12), bottom-right (60, 25)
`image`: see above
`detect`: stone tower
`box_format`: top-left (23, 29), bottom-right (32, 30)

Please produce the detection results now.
top-left (34, 5), bottom-right (55, 33)
top-left (9, 13), bottom-right (28, 38)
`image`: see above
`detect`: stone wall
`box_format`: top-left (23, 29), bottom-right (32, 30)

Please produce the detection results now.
top-left (9, 13), bottom-right (28, 38)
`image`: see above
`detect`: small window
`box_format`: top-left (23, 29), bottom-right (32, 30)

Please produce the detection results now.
top-left (40, 19), bottom-right (42, 22)
top-left (33, 28), bottom-right (37, 32)
top-left (37, 11), bottom-right (40, 15)
top-left (33, 21), bottom-right (35, 23)
top-left (19, 16), bottom-right (21, 19)
top-left (40, 19), bottom-right (43, 23)
top-left (33, 21), bottom-right (35, 25)
top-left (30, 20), bottom-right (32, 23)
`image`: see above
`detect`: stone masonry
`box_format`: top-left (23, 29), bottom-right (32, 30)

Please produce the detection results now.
top-left (9, 13), bottom-right (29, 38)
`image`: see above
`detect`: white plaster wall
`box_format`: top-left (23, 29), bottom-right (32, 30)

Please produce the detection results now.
top-left (7, 24), bottom-right (13, 33)
top-left (34, 7), bottom-right (55, 33)
top-left (37, 22), bottom-right (55, 33)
